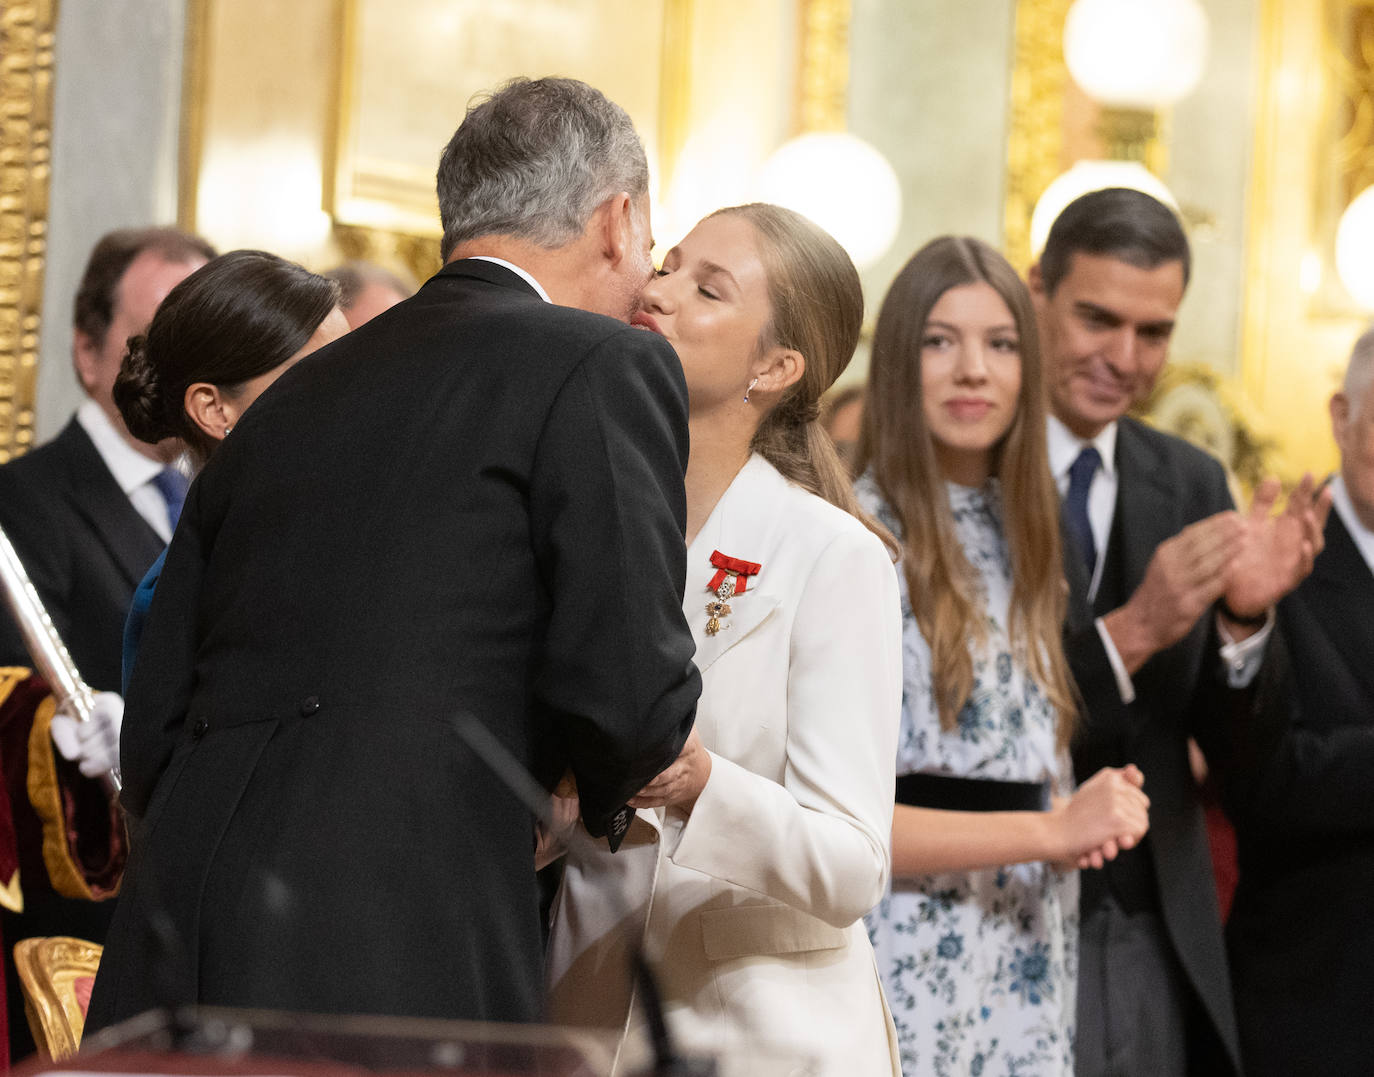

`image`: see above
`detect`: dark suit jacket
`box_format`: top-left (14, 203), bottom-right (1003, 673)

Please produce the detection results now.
top-left (85, 260), bottom-right (701, 1030)
top-left (1065, 416), bottom-right (1243, 1074)
top-left (0, 417), bottom-right (165, 692)
top-left (1224, 510), bottom-right (1374, 1076)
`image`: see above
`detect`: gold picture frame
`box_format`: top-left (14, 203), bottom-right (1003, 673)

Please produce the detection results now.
top-left (0, 0), bottom-right (58, 463)
top-left (326, 0), bottom-right (695, 240)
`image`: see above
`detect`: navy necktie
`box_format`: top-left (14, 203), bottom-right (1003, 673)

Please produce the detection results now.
top-left (150, 467), bottom-right (189, 533)
top-left (1064, 446), bottom-right (1101, 577)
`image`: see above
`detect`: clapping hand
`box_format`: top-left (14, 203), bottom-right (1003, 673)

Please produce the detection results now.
top-left (1221, 474), bottom-right (1332, 624)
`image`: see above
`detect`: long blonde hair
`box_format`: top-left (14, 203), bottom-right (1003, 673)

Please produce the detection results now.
top-left (855, 236), bottom-right (1077, 745)
top-left (712, 204), bottom-right (884, 536)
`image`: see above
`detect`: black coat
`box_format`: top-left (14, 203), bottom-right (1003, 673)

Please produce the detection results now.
top-left (1224, 510), bottom-right (1374, 1076)
top-left (0, 417), bottom-right (164, 692)
top-left (85, 260), bottom-right (700, 1030)
top-left (1064, 416), bottom-right (1243, 1075)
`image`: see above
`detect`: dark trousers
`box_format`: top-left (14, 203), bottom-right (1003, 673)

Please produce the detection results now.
top-left (1076, 899), bottom-right (1196, 1077)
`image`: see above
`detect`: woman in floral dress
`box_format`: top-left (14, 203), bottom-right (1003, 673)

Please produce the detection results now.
top-left (855, 237), bottom-right (1151, 1077)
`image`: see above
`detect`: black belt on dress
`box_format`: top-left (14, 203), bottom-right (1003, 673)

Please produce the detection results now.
top-left (895, 772), bottom-right (1052, 812)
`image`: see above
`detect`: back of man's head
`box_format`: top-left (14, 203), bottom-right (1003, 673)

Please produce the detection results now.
top-left (1345, 323), bottom-right (1374, 421)
top-left (1039, 187), bottom-right (1191, 296)
top-left (74, 226), bottom-right (218, 346)
top-left (436, 77), bottom-right (649, 262)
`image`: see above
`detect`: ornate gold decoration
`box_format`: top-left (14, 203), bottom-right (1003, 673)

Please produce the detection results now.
top-left (798, 0), bottom-right (850, 133)
top-left (1330, 0), bottom-right (1374, 206)
top-left (1004, 0), bottom-right (1073, 270)
top-left (705, 575), bottom-right (736, 637)
top-left (1137, 364), bottom-right (1280, 491)
top-left (0, 0), bottom-right (58, 464)
top-left (12, 934), bottom-right (103, 1060)
top-left (178, 0), bottom-right (212, 232)
top-left (657, 0), bottom-right (694, 196)
top-left (332, 222), bottom-right (439, 294)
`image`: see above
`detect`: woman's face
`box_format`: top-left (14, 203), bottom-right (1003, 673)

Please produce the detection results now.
top-left (919, 282), bottom-right (1023, 486)
top-left (635, 214), bottom-right (774, 414)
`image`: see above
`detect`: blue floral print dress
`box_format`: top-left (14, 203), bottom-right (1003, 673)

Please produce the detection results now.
top-left (857, 476), bottom-right (1077, 1077)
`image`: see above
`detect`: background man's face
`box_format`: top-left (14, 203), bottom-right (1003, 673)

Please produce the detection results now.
top-left (1334, 376), bottom-right (1374, 531)
top-left (74, 250), bottom-right (206, 418)
top-left (1034, 251), bottom-right (1186, 439)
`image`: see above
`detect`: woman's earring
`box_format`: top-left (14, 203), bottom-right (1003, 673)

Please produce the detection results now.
top-left (743, 377), bottom-right (759, 403)
top-left (224, 426), bottom-right (233, 436)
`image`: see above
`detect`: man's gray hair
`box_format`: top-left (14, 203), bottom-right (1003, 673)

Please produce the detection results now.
top-left (1346, 321), bottom-right (1374, 419)
top-left (436, 77), bottom-right (649, 261)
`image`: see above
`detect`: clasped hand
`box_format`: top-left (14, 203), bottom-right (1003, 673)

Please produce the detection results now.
top-left (1052, 764), bottom-right (1150, 870)
top-left (628, 727), bottom-right (712, 811)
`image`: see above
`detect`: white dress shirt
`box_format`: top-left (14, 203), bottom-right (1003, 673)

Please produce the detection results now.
top-left (468, 256), bottom-right (551, 303)
top-left (1047, 415), bottom-right (1269, 703)
top-left (1331, 474), bottom-right (1374, 576)
top-left (76, 399), bottom-right (175, 543)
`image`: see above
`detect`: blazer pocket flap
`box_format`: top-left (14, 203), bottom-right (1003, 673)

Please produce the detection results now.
top-left (699, 904), bottom-right (847, 961)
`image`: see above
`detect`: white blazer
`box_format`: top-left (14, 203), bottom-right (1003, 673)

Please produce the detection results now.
top-left (546, 455), bottom-right (902, 1076)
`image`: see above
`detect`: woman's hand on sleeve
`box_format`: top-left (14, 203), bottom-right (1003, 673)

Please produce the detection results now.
top-left (1050, 764), bottom-right (1150, 870)
top-left (628, 728), bottom-right (712, 811)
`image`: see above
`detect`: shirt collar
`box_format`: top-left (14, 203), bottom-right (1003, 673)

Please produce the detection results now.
top-left (468, 256), bottom-right (551, 303)
top-left (76, 398), bottom-right (164, 495)
top-left (1047, 414), bottom-right (1118, 481)
top-left (1330, 474), bottom-right (1374, 574)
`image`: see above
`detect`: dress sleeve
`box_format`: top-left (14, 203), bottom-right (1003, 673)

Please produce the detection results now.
top-left (666, 524), bottom-right (901, 927)
top-left (527, 326), bottom-right (700, 840)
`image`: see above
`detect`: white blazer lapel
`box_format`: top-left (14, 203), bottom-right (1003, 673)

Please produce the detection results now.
top-left (684, 455), bottom-right (786, 675)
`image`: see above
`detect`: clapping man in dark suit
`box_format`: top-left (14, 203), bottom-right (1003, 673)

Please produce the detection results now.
top-left (0, 227), bottom-right (211, 1060)
top-left (1223, 328), bottom-right (1374, 1076)
top-left (86, 77), bottom-right (700, 1031)
top-left (1028, 188), bottom-right (1327, 1076)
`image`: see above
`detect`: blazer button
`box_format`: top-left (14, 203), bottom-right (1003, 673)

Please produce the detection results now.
top-left (300, 696), bottom-right (321, 717)
top-left (191, 717), bottom-right (209, 740)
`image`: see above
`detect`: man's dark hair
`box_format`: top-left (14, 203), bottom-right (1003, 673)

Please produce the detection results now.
top-left (436, 77), bottom-right (648, 261)
top-left (73, 227), bottom-right (218, 344)
top-left (1039, 187), bottom-right (1190, 295)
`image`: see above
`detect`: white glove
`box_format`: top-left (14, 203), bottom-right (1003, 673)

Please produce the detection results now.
top-left (50, 693), bottom-right (124, 779)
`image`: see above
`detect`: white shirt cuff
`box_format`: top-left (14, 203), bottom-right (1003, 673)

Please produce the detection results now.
top-left (1216, 608), bottom-right (1274, 688)
top-left (1095, 616), bottom-right (1137, 704)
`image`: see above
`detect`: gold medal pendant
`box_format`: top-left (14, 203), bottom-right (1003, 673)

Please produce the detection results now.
top-left (705, 573), bottom-right (737, 636)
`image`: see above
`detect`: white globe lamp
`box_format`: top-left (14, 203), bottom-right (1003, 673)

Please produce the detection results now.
top-left (1029, 159), bottom-right (1180, 260)
top-left (1064, 0), bottom-right (1209, 110)
top-left (754, 132), bottom-right (902, 270)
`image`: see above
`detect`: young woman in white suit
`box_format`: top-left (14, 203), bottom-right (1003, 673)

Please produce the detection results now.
top-left (544, 204), bottom-right (903, 1075)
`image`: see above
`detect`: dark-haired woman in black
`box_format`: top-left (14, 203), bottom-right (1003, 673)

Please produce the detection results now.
top-left (114, 250), bottom-right (346, 686)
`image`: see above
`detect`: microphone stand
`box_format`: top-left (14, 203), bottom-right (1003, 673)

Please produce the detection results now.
top-left (452, 715), bottom-right (717, 1077)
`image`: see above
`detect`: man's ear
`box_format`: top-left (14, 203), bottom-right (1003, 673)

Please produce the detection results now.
top-left (72, 329), bottom-right (102, 394)
top-left (751, 347), bottom-right (806, 397)
top-left (1331, 391), bottom-right (1350, 446)
top-left (597, 192), bottom-right (634, 266)
top-left (1028, 261), bottom-right (1047, 302)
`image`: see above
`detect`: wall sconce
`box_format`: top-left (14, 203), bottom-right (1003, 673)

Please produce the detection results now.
top-left (1029, 159), bottom-right (1180, 260)
top-left (1064, 0), bottom-right (1208, 164)
top-left (755, 132), bottom-right (901, 270)
top-left (752, 0), bottom-right (902, 270)
top-left (1336, 184), bottom-right (1374, 309)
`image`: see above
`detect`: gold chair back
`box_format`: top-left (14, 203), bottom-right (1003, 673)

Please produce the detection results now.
top-left (13, 935), bottom-right (102, 1060)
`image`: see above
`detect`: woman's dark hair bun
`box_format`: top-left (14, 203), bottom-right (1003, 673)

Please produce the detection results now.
top-left (113, 334), bottom-right (176, 445)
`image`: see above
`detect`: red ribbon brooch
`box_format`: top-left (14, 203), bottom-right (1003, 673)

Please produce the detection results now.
top-left (704, 550), bottom-right (762, 637)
